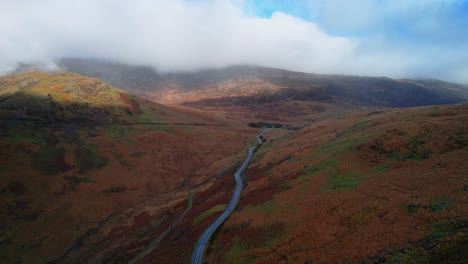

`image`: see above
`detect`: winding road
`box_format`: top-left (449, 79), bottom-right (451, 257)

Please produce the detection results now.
top-left (191, 128), bottom-right (269, 264)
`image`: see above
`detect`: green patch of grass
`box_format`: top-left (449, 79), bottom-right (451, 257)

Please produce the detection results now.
top-left (80, 175), bottom-right (94, 183)
top-left (216, 154), bottom-right (239, 179)
top-left (130, 152), bottom-right (145, 158)
top-left (399, 203), bottom-right (421, 214)
top-left (305, 130), bottom-right (379, 161)
top-left (319, 137), bottom-right (352, 153)
top-left (243, 201), bottom-right (276, 215)
top-left (454, 184), bottom-right (468, 193)
top-left (305, 147), bottom-right (332, 161)
top-left (432, 222), bottom-right (457, 236)
top-left (7, 135), bottom-right (43, 145)
top-left (0, 164), bottom-right (5, 172)
top-left (242, 200), bottom-right (296, 216)
top-left (251, 222), bottom-right (287, 246)
top-left (131, 104), bottom-right (165, 123)
top-left (112, 152), bottom-right (129, 167)
top-left (448, 132), bottom-right (467, 148)
top-left (336, 121), bottom-right (369, 139)
top-left (276, 154), bottom-right (294, 165)
top-left (367, 110), bottom-right (384, 116)
top-left (397, 130), bottom-right (411, 137)
top-left (347, 208), bottom-right (373, 225)
top-left (314, 158), bottom-right (338, 172)
top-left (332, 139), bottom-right (359, 156)
top-left (30, 145), bottom-right (72, 175)
top-left (232, 256), bottom-right (256, 264)
top-left (245, 135), bottom-right (258, 147)
top-left (5, 129), bottom-right (44, 145)
top-left (372, 163), bottom-right (390, 174)
top-left (350, 214), bottom-right (365, 225)
top-left (285, 173), bottom-right (312, 186)
top-left (404, 138), bottom-right (432, 160)
top-left (387, 250), bottom-right (430, 264)
top-left (225, 237), bottom-right (247, 262)
top-left (321, 171), bottom-right (364, 192)
top-left (226, 222), bottom-right (286, 263)
top-left (106, 126), bottom-right (133, 143)
top-left (103, 186), bottom-right (126, 193)
top-left (284, 159), bottom-right (336, 187)
top-left (255, 134), bottom-right (289, 156)
top-left (193, 204), bottom-right (227, 225)
top-left (389, 133), bottom-right (432, 161)
top-left (74, 143), bottom-right (108, 173)
top-left (428, 198), bottom-right (452, 213)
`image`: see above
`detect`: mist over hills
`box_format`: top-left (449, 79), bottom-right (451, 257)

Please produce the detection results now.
top-left (1, 61), bottom-right (467, 264)
top-left (59, 58), bottom-right (468, 108)
top-left (2, 1), bottom-right (468, 263)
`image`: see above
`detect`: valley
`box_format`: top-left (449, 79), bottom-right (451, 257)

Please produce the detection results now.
top-left (2, 2), bottom-right (468, 263)
top-left (136, 103), bottom-right (467, 263)
top-left (191, 128), bottom-right (268, 264)
top-left (0, 68), bottom-right (467, 264)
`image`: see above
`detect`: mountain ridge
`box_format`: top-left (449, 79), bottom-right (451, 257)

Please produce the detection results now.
top-left (58, 58), bottom-right (468, 109)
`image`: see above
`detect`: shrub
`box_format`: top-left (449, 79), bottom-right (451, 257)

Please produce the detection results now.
top-left (428, 198), bottom-right (451, 212)
top-left (103, 186), bottom-right (127, 193)
top-left (74, 144), bottom-right (108, 173)
top-left (31, 146), bottom-right (73, 175)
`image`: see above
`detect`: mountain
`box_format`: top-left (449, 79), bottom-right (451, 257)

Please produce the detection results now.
top-left (59, 58), bottom-right (468, 108)
top-left (0, 71), bottom-right (259, 263)
top-left (59, 58), bottom-right (468, 126)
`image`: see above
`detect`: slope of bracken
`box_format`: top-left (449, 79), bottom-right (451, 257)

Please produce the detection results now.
top-left (210, 103), bottom-right (468, 263)
top-left (0, 71), bottom-right (259, 263)
top-left (143, 78), bottom-right (283, 105)
top-left (140, 103), bottom-right (467, 263)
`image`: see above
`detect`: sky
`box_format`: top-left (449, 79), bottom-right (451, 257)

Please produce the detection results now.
top-left (1, 0), bottom-right (468, 83)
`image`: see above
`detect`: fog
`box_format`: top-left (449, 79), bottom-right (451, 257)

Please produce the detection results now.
top-left (1, 0), bottom-right (467, 83)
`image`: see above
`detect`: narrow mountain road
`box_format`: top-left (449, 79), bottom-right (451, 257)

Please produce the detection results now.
top-left (191, 128), bottom-right (269, 264)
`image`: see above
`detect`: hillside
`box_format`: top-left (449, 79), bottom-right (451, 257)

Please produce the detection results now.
top-left (0, 71), bottom-right (218, 124)
top-left (59, 58), bottom-right (468, 125)
top-left (126, 103), bottom-right (467, 263)
top-left (0, 71), bottom-right (259, 263)
top-left (60, 58), bottom-right (468, 108)
top-left (1, 70), bottom-right (466, 264)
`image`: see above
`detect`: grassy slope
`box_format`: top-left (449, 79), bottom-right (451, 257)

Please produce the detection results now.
top-left (197, 103), bottom-right (467, 263)
top-left (0, 71), bottom-right (259, 263)
top-left (3, 71), bottom-right (466, 263)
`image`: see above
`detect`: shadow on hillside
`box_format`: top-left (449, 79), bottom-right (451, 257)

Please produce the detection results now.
top-left (0, 91), bottom-right (146, 125)
top-left (183, 80), bottom-right (466, 107)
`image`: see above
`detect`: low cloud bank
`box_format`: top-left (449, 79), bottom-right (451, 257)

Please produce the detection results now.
top-left (1, 0), bottom-right (467, 83)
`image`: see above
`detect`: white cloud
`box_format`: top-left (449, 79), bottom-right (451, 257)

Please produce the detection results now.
top-left (0, 0), bottom-right (467, 83)
top-left (320, 0), bottom-right (379, 33)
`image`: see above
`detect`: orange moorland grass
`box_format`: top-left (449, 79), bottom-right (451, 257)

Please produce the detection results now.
top-left (0, 71), bottom-right (260, 263)
top-left (140, 103), bottom-right (467, 263)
